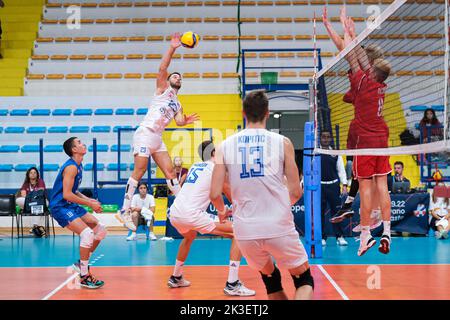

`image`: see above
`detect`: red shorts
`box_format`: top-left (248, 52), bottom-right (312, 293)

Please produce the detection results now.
top-left (353, 155), bottom-right (392, 179)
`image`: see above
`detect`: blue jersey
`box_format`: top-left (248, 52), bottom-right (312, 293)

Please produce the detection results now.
top-left (49, 158), bottom-right (83, 209)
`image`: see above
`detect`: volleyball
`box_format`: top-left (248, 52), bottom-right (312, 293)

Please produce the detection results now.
top-left (180, 31), bottom-right (200, 49)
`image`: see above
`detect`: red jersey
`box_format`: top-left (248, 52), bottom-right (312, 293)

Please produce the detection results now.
top-left (349, 69), bottom-right (389, 148)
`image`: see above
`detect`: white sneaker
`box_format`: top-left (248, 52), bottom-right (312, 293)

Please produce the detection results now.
top-left (168, 275), bottom-right (191, 288)
top-left (115, 209), bottom-right (136, 231)
top-left (336, 236), bottom-right (348, 246)
top-left (322, 239), bottom-right (327, 246)
top-left (357, 235), bottom-right (376, 256)
top-left (126, 233), bottom-right (137, 241)
top-left (149, 232), bottom-right (157, 241)
top-left (223, 281), bottom-right (256, 296)
top-left (441, 230), bottom-right (448, 239)
top-left (435, 231), bottom-right (443, 239)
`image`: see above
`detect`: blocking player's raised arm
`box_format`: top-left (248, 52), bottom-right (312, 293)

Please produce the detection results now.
top-left (156, 33), bottom-right (181, 95)
top-left (344, 17), bottom-right (371, 72)
top-left (323, 6), bottom-right (344, 52)
top-left (343, 19), bottom-right (360, 74)
top-left (283, 137), bottom-right (302, 205)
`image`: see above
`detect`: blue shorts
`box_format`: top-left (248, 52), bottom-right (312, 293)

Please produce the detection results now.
top-left (50, 204), bottom-right (87, 228)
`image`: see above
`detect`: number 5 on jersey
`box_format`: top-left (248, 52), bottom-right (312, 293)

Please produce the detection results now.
top-left (239, 146), bottom-right (264, 179)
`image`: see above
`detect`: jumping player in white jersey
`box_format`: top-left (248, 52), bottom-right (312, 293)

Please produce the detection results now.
top-left (168, 140), bottom-right (255, 296)
top-left (211, 90), bottom-right (314, 300)
top-left (118, 33), bottom-right (200, 229)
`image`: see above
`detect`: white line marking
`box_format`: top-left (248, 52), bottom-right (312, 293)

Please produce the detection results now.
top-left (317, 265), bottom-right (349, 300)
top-left (41, 270), bottom-right (78, 301)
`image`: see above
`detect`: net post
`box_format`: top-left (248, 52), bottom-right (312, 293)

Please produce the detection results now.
top-left (93, 138), bottom-right (98, 199)
top-left (303, 121), bottom-right (322, 258)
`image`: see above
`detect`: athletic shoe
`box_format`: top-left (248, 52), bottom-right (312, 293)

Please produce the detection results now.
top-left (352, 219), bottom-right (383, 233)
top-left (168, 275), bottom-right (191, 288)
top-left (126, 233), bottom-right (137, 241)
top-left (79, 273), bottom-right (104, 289)
top-left (442, 230), bottom-right (449, 239)
top-left (149, 232), bottom-right (157, 241)
top-left (336, 236), bottom-right (348, 246)
top-left (378, 234), bottom-right (391, 254)
top-left (72, 260), bottom-right (91, 274)
top-left (357, 236), bottom-right (376, 256)
top-left (331, 202), bottom-right (354, 223)
top-left (322, 239), bottom-right (327, 246)
top-left (223, 281), bottom-right (256, 296)
top-left (115, 209), bottom-right (136, 231)
top-left (435, 231), bottom-right (443, 239)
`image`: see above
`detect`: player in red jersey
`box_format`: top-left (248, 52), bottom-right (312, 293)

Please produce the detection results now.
top-left (342, 17), bottom-right (392, 256)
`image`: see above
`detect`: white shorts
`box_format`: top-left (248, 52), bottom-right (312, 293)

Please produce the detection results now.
top-left (436, 218), bottom-right (449, 229)
top-left (237, 232), bottom-right (308, 271)
top-left (133, 126), bottom-right (167, 157)
top-left (169, 209), bottom-right (217, 235)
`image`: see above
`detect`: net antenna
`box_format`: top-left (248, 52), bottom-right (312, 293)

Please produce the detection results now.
top-left (314, 0), bottom-right (449, 156)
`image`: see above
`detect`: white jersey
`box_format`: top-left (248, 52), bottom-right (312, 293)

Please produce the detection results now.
top-left (140, 87), bottom-right (182, 134)
top-left (170, 160), bottom-right (215, 216)
top-left (221, 128), bottom-right (295, 240)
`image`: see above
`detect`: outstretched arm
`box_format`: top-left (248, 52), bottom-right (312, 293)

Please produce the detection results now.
top-left (155, 33), bottom-right (181, 95)
top-left (344, 16), bottom-right (371, 71)
top-left (343, 17), bottom-right (360, 73)
top-left (323, 6), bottom-right (344, 51)
top-left (174, 109), bottom-right (200, 126)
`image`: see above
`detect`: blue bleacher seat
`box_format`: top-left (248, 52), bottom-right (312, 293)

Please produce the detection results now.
top-left (74, 109), bottom-right (93, 116)
top-left (430, 105), bottom-right (445, 112)
top-left (70, 126), bottom-right (90, 133)
top-left (136, 108), bottom-right (148, 115)
top-left (27, 127), bottom-right (47, 134)
top-left (31, 109), bottom-right (51, 116)
top-left (48, 126), bottom-right (68, 133)
top-left (44, 145), bottom-right (63, 152)
top-left (115, 108), bottom-right (134, 115)
top-left (130, 163), bottom-right (134, 171)
top-left (21, 145), bottom-right (40, 153)
top-left (113, 125), bottom-right (133, 132)
top-left (14, 164), bottom-right (37, 172)
top-left (415, 123), bottom-right (420, 130)
top-left (0, 164), bottom-right (14, 172)
top-left (410, 105), bottom-right (445, 112)
top-left (111, 144), bottom-right (131, 152)
top-left (84, 163), bottom-right (105, 171)
top-left (88, 144), bottom-right (108, 152)
top-left (42, 164), bottom-right (59, 171)
top-left (91, 126), bottom-right (111, 133)
top-left (107, 163), bottom-right (128, 171)
top-left (0, 127), bottom-right (3, 133)
top-left (94, 108), bottom-right (114, 115)
top-left (5, 127), bottom-right (25, 134)
top-left (0, 145), bottom-right (20, 152)
top-left (10, 109), bottom-right (29, 116)
top-left (52, 109), bottom-right (72, 116)
top-left (0, 109), bottom-right (8, 116)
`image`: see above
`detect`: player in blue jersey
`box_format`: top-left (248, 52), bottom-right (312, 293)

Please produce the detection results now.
top-left (49, 137), bottom-right (107, 289)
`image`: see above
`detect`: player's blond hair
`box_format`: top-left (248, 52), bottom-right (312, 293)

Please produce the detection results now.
top-left (373, 58), bottom-right (391, 83)
top-left (365, 44), bottom-right (384, 63)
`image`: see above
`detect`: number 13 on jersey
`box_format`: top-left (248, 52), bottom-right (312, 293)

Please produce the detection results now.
top-left (239, 146), bottom-right (264, 179)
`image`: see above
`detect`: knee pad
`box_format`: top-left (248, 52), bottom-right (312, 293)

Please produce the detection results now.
top-left (291, 268), bottom-right (314, 290)
top-left (80, 228), bottom-right (94, 248)
top-left (260, 266), bottom-right (283, 295)
top-left (93, 223), bottom-right (107, 241)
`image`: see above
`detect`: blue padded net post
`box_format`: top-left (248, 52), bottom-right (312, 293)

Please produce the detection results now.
top-left (303, 121), bottom-right (322, 258)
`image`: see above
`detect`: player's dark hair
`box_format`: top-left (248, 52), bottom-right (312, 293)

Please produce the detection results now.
top-left (198, 140), bottom-right (215, 162)
top-left (243, 90), bottom-right (269, 123)
top-left (167, 72), bottom-right (181, 80)
top-left (138, 182), bottom-right (148, 190)
top-left (394, 161), bottom-right (404, 168)
top-left (63, 137), bottom-right (77, 157)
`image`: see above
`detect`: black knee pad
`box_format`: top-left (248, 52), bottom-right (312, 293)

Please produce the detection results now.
top-left (260, 266), bottom-right (283, 294)
top-left (291, 268), bottom-right (314, 290)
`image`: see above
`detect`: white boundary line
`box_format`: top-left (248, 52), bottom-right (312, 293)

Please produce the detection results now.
top-left (41, 269), bottom-right (78, 301)
top-left (316, 0), bottom-right (407, 78)
top-left (317, 265), bottom-right (349, 300)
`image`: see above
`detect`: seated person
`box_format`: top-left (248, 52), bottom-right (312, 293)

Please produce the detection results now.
top-left (429, 190), bottom-right (449, 240)
top-left (388, 161), bottom-right (410, 193)
top-left (169, 156), bottom-right (188, 195)
top-left (15, 167), bottom-right (48, 234)
top-left (419, 108), bottom-right (443, 142)
top-left (126, 182), bottom-right (157, 241)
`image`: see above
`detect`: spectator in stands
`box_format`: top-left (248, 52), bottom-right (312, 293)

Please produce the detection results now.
top-left (429, 185), bottom-right (449, 239)
top-left (319, 130), bottom-right (348, 246)
top-left (419, 108), bottom-right (443, 142)
top-left (0, 0), bottom-right (3, 59)
top-left (168, 156), bottom-right (189, 195)
top-left (126, 182), bottom-right (157, 241)
top-left (15, 167), bottom-right (47, 234)
top-left (392, 161), bottom-right (410, 183)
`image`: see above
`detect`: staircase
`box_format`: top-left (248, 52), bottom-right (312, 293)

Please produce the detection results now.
top-left (0, 0), bottom-right (44, 96)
